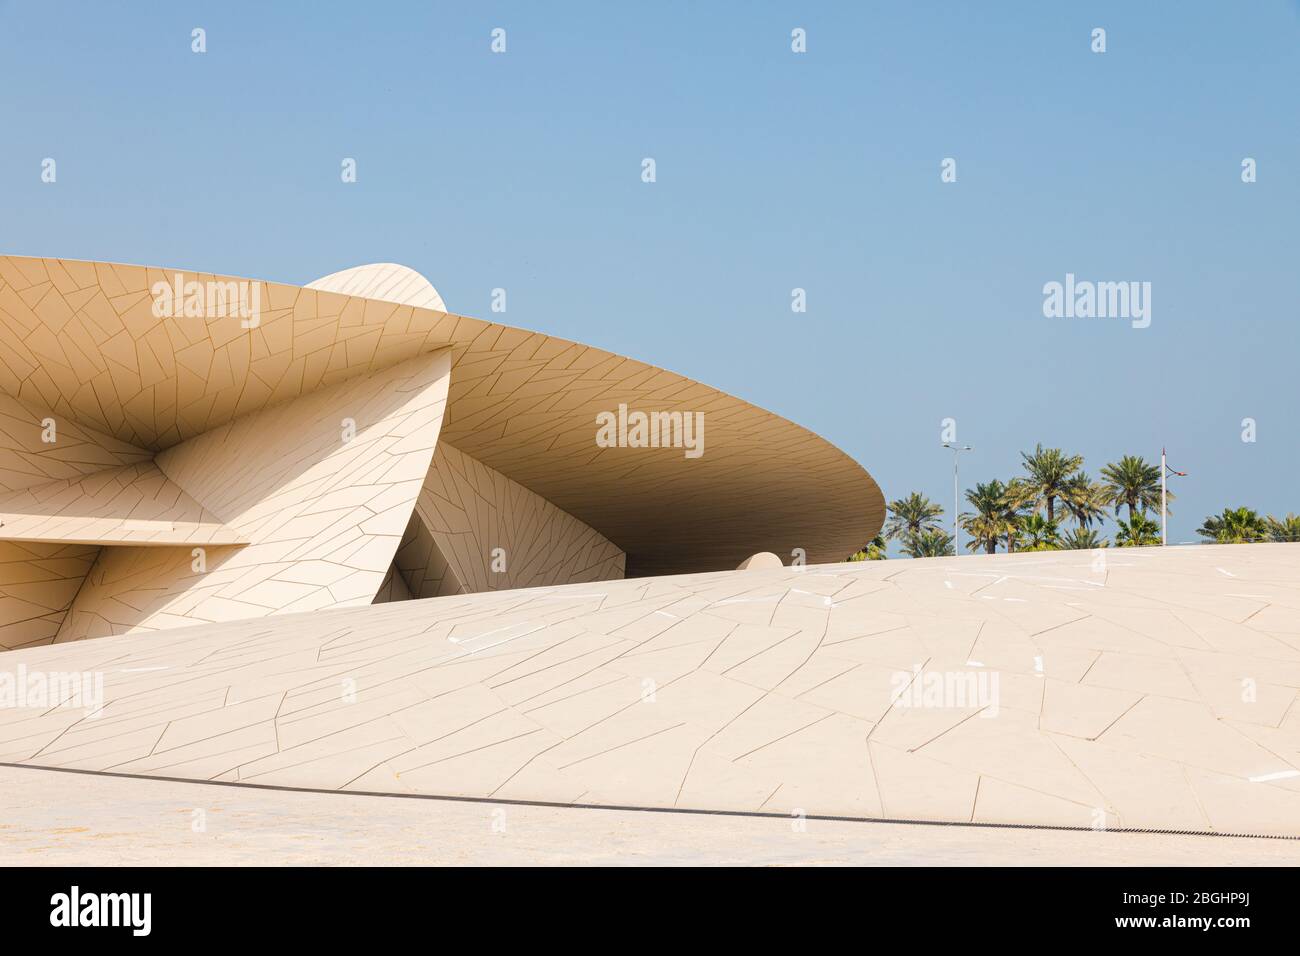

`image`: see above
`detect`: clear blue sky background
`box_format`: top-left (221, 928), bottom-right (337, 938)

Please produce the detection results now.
top-left (2, 1), bottom-right (1297, 550)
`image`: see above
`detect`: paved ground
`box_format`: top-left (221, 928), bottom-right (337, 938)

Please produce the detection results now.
top-left (6, 545), bottom-right (1300, 836)
top-left (2, 765), bottom-right (1297, 866)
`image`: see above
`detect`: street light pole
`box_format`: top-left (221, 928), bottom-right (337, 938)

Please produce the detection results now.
top-left (942, 443), bottom-right (973, 555)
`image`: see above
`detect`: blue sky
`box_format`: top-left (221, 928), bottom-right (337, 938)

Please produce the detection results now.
top-left (2, 1), bottom-right (1297, 550)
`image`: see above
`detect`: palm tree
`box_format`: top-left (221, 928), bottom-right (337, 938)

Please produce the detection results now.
top-left (882, 493), bottom-right (944, 543)
top-left (1020, 445), bottom-right (1084, 523)
top-left (1060, 527), bottom-right (1107, 550)
top-left (1100, 455), bottom-right (1167, 522)
top-left (1018, 514), bottom-right (1060, 550)
top-left (960, 481), bottom-right (1011, 555)
top-left (847, 534), bottom-right (888, 561)
top-left (1266, 514), bottom-right (1300, 543)
top-left (1115, 511), bottom-right (1161, 547)
top-left (1059, 471), bottom-right (1108, 528)
top-left (999, 478), bottom-right (1036, 553)
top-left (1197, 507), bottom-right (1268, 544)
top-left (903, 529), bottom-right (955, 558)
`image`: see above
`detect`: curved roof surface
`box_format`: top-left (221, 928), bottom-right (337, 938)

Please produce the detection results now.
top-left (0, 255), bottom-right (883, 574)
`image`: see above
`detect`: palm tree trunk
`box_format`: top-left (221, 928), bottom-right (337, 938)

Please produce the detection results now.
top-left (1047, 497), bottom-right (1054, 523)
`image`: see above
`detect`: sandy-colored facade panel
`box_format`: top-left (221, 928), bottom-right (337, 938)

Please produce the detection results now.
top-left (0, 461), bottom-right (244, 546)
top-left (309, 262), bottom-right (883, 573)
top-left (51, 349), bottom-right (451, 641)
top-left (0, 540), bottom-right (100, 650)
top-left (371, 560), bottom-right (414, 605)
top-left (0, 256), bottom-right (454, 450)
top-left (434, 324), bottom-right (876, 573)
top-left (4, 544), bottom-right (1299, 836)
top-left (0, 255), bottom-right (884, 576)
top-left (306, 262), bottom-right (447, 313)
top-left (49, 544), bottom-right (243, 644)
top-left (409, 441), bottom-right (625, 595)
top-left (0, 392), bottom-right (151, 494)
top-left (389, 510), bottom-right (463, 599)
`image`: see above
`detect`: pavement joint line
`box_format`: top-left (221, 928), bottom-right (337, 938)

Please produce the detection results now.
top-left (2, 760), bottom-right (1297, 842)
